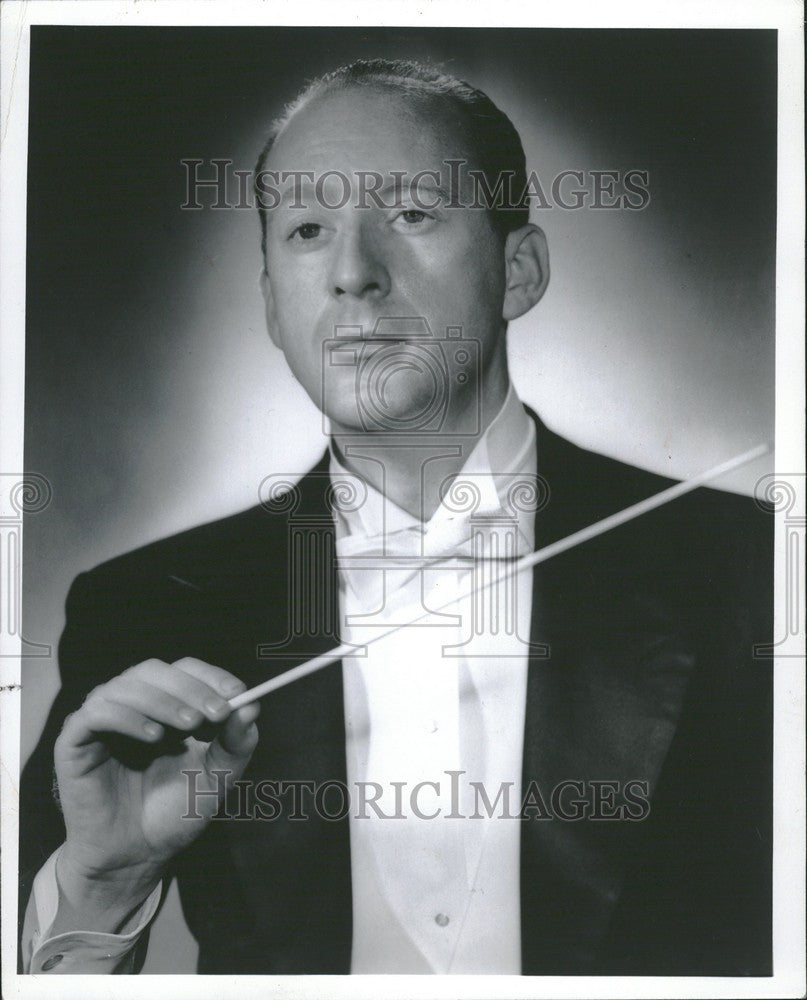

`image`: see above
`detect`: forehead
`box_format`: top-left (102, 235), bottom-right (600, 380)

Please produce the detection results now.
top-left (266, 85), bottom-right (473, 177)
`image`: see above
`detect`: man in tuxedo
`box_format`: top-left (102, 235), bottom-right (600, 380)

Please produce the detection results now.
top-left (19, 59), bottom-right (772, 975)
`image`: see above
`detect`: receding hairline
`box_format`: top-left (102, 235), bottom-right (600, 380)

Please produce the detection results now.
top-left (261, 79), bottom-right (481, 171)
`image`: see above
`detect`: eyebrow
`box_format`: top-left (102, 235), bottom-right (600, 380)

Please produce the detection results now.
top-left (373, 179), bottom-right (454, 205)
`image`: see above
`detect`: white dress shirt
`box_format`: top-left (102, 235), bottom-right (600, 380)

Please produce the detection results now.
top-left (332, 384), bottom-right (536, 973)
top-left (22, 386), bottom-right (537, 975)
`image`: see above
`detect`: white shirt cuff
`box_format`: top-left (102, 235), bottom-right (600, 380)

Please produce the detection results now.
top-left (25, 845), bottom-right (162, 974)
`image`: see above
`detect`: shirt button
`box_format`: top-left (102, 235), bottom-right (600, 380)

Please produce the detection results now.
top-left (434, 913), bottom-right (450, 927)
top-left (41, 953), bottom-right (64, 971)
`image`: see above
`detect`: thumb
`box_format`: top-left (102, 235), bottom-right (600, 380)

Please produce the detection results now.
top-left (204, 703), bottom-right (260, 775)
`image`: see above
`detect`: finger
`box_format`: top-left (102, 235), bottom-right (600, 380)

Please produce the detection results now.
top-left (59, 696), bottom-right (165, 751)
top-left (124, 659), bottom-right (233, 724)
top-left (205, 704), bottom-right (260, 771)
top-left (170, 657), bottom-right (247, 700)
top-left (97, 675), bottom-right (212, 733)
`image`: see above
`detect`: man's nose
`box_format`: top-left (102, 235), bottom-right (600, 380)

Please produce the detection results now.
top-left (329, 224), bottom-right (391, 301)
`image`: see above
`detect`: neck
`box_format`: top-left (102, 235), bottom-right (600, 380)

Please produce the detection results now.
top-left (330, 365), bottom-right (511, 521)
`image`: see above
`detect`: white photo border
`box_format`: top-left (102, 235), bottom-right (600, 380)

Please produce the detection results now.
top-left (1, 2), bottom-right (803, 998)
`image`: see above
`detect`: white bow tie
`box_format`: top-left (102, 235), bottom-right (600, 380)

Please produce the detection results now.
top-left (336, 509), bottom-right (531, 608)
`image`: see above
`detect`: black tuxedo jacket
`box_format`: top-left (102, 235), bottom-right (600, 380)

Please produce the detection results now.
top-left (19, 413), bottom-right (773, 975)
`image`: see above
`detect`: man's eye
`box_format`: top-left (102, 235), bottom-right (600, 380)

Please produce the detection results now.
top-left (290, 222), bottom-right (322, 241)
top-left (390, 208), bottom-right (437, 232)
top-left (399, 210), bottom-right (428, 224)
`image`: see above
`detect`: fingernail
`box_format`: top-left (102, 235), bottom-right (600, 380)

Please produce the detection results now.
top-left (144, 722), bottom-right (162, 738)
top-left (222, 679), bottom-right (244, 695)
top-left (178, 707), bottom-right (199, 725)
top-left (204, 697), bottom-right (227, 716)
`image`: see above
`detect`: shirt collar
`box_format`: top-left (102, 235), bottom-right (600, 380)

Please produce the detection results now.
top-left (329, 384), bottom-right (536, 541)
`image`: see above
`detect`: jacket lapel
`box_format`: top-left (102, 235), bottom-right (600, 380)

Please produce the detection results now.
top-left (519, 414), bottom-right (696, 972)
top-left (238, 460), bottom-right (353, 972)
top-left (164, 458), bottom-right (354, 973)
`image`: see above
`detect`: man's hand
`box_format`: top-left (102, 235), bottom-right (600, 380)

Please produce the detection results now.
top-left (51, 657), bottom-right (259, 935)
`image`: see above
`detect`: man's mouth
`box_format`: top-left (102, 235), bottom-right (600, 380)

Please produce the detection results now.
top-left (333, 336), bottom-right (412, 347)
top-left (329, 317), bottom-right (435, 343)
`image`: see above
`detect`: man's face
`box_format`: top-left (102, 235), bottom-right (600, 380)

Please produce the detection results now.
top-left (260, 86), bottom-right (510, 437)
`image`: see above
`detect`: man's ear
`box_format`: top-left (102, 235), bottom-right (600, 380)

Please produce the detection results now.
top-left (502, 224), bottom-right (550, 322)
top-left (259, 270), bottom-right (281, 349)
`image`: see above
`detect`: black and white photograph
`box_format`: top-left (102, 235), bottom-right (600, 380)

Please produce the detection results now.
top-left (1, 2), bottom-right (804, 997)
